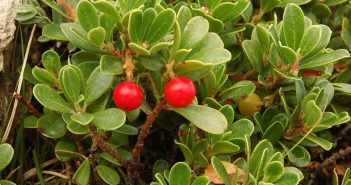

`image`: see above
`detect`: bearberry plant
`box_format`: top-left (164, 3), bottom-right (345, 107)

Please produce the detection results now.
top-left (3, 0), bottom-right (351, 184)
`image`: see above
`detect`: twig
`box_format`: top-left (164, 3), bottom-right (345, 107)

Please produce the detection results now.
top-left (320, 147), bottom-right (351, 168)
top-left (141, 73), bottom-right (160, 100)
top-left (128, 100), bottom-right (165, 184)
top-left (88, 125), bottom-right (126, 166)
top-left (2, 24), bottom-right (37, 143)
top-left (88, 142), bottom-right (104, 185)
top-left (13, 92), bottom-right (41, 118)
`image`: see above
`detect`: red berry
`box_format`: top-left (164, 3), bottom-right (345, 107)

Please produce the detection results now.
top-left (113, 82), bottom-right (143, 111)
top-left (164, 77), bottom-right (196, 108)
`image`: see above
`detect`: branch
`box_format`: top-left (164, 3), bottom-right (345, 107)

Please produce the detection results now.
top-left (89, 125), bottom-right (126, 166)
top-left (13, 92), bottom-right (41, 118)
top-left (320, 146), bottom-right (351, 168)
top-left (128, 100), bottom-right (165, 184)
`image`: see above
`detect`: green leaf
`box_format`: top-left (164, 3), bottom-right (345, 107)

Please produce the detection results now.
top-left (127, 0), bottom-right (146, 10)
top-left (274, 173), bottom-right (300, 185)
top-left (262, 121), bottom-right (285, 144)
top-left (249, 140), bottom-right (274, 179)
top-left (100, 55), bottom-right (124, 75)
top-left (283, 3), bottom-right (305, 50)
top-left (191, 176), bottom-right (210, 185)
top-left (0, 180), bottom-right (16, 185)
top-left (42, 50), bottom-right (61, 74)
top-left (186, 48), bottom-right (231, 65)
top-left (92, 0), bottom-right (121, 21)
top-left (242, 40), bottom-right (264, 74)
top-left (219, 81), bottom-right (256, 102)
top-left (24, 115), bottom-right (38, 128)
top-left (61, 23), bottom-right (107, 54)
top-left (230, 119), bottom-right (255, 139)
top-left (211, 156), bottom-right (231, 185)
top-left (152, 160), bottom-right (169, 178)
top-left (169, 162), bottom-right (191, 185)
top-left (279, 0), bottom-right (311, 6)
top-left (342, 18), bottom-right (351, 50)
top-left (59, 65), bottom-right (82, 105)
top-left (33, 84), bottom-right (73, 113)
top-left (32, 67), bottom-right (57, 85)
top-left (67, 121), bottom-right (89, 135)
top-left (146, 9), bottom-right (176, 44)
top-left (77, 0), bottom-right (99, 32)
top-left (303, 100), bottom-right (322, 127)
top-left (114, 124), bottom-right (139, 135)
top-left (305, 133), bottom-right (333, 150)
top-left (212, 0), bottom-right (250, 23)
top-left (174, 140), bottom-right (194, 164)
top-left (282, 143), bottom-right (310, 167)
top-left (37, 114), bottom-right (67, 138)
top-left (55, 137), bottom-right (77, 162)
top-left (71, 113), bottom-right (94, 125)
top-left (173, 105), bottom-right (228, 134)
top-left (42, 23), bottom-right (67, 41)
top-left (0, 143), bottom-right (14, 171)
top-left (84, 66), bottom-right (114, 106)
top-left (128, 42), bottom-right (150, 55)
top-left (219, 105), bottom-right (235, 124)
top-left (149, 42), bottom-right (173, 54)
top-left (212, 141), bottom-right (240, 155)
top-left (260, 0), bottom-right (281, 14)
top-left (96, 165), bottom-right (120, 185)
top-left (128, 10), bottom-right (143, 43)
top-left (93, 108), bottom-right (126, 131)
top-left (180, 16), bottom-right (209, 49)
top-left (299, 26), bottom-right (322, 57)
top-left (136, 55), bottom-right (165, 71)
top-left (140, 8), bottom-right (157, 41)
top-left (73, 159), bottom-right (91, 185)
top-left (302, 25), bottom-right (331, 61)
top-left (300, 49), bottom-right (350, 69)
top-left (174, 60), bottom-right (213, 81)
top-left (263, 161), bottom-right (284, 182)
top-left (87, 27), bottom-right (106, 46)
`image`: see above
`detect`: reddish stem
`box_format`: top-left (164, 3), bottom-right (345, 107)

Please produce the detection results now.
top-left (128, 100), bottom-right (165, 184)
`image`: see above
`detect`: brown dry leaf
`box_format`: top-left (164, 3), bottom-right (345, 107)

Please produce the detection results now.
top-left (204, 161), bottom-right (245, 184)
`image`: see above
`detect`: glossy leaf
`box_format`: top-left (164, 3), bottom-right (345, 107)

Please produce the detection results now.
top-left (299, 26), bottom-right (322, 57)
top-left (93, 108), bottom-right (126, 131)
top-left (73, 159), bottom-right (91, 185)
top-left (32, 67), bottom-right (57, 85)
top-left (146, 9), bottom-right (176, 44)
top-left (84, 66), bottom-right (114, 106)
top-left (100, 55), bottom-right (124, 75)
top-left (283, 3), bottom-right (305, 50)
top-left (211, 156), bottom-right (231, 185)
top-left (37, 114), bottom-right (67, 138)
top-left (212, 0), bottom-right (250, 23)
top-left (87, 27), bottom-right (106, 46)
top-left (55, 137), bottom-right (77, 162)
top-left (41, 50), bottom-right (61, 75)
top-left (33, 84), bottom-right (73, 113)
top-left (96, 165), bottom-right (120, 185)
top-left (174, 60), bottom-right (213, 81)
top-left (300, 49), bottom-right (350, 69)
top-left (212, 141), bottom-right (240, 155)
top-left (263, 161), bottom-right (284, 182)
top-left (173, 105), bottom-right (228, 134)
top-left (42, 23), bottom-right (67, 41)
top-left (169, 162), bottom-right (191, 185)
top-left (181, 16), bottom-right (209, 49)
top-left (77, 0), bottom-right (99, 32)
top-left (59, 65), bottom-right (82, 105)
top-left (0, 143), bottom-right (14, 171)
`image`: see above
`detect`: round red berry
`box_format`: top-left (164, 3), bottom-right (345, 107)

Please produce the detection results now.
top-left (164, 77), bottom-right (196, 108)
top-left (113, 82), bottom-right (143, 111)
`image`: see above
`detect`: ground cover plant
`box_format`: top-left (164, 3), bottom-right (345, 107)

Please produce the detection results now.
top-left (1, 0), bottom-right (351, 184)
